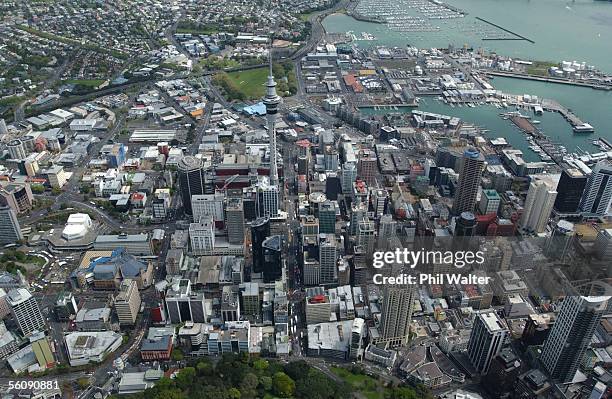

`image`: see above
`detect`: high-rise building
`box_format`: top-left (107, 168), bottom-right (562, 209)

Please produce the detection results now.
top-left (251, 217), bottom-right (270, 274)
top-left (0, 183), bottom-right (34, 214)
top-left (7, 288), bottom-right (45, 336)
top-left (257, 179), bottom-right (279, 218)
top-left (152, 198), bottom-right (167, 220)
top-left (350, 317), bottom-right (366, 360)
top-left (372, 189), bottom-right (387, 217)
top-left (544, 220), bottom-right (575, 263)
top-left (452, 148), bottom-right (485, 215)
top-left (192, 192), bottom-right (225, 225)
top-left (482, 347), bottom-right (522, 397)
top-left (7, 139), bottom-right (26, 160)
top-left (479, 189), bottom-right (500, 215)
top-left (379, 286), bottom-right (415, 347)
top-left (0, 206), bottom-right (23, 245)
top-left (357, 149), bottom-right (377, 185)
top-left (357, 219), bottom-right (375, 257)
top-left (553, 166), bottom-right (587, 214)
top-left (319, 234), bottom-right (338, 285)
top-left (455, 212), bottom-right (477, 237)
top-left (467, 310), bottom-right (508, 374)
top-left (114, 279), bottom-right (141, 326)
top-left (226, 197), bottom-right (245, 245)
top-left (262, 235), bottom-right (282, 283)
top-left (540, 296), bottom-right (609, 382)
top-left (378, 214), bottom-right (397, 250)
top-left (519, 178), bottom-right (557, 234)
top-left (349, 202), bottom-right (367, 235)
top-left (177, 155), bottom-right (206, 215)
top-left (342, 162), bottom-right (357, 194)
top-left (164, 279), bottom-right (207, 324)
top-left (189, 216), bottom-right (215, 255)
top-left (579, 161), bottom-right (612, 217)
top-left (594, 228), bottom-right (612, 260)
top-left (263, 49), bottom-right (281, 187)
top-left (319, 201), bottom-right (336, 234)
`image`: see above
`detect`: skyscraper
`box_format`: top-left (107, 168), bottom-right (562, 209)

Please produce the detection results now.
top-left (540, 296), bottom-right (609, 382)
top-left (262, 235), bottom-right (282, 283)
top-left (114, 279), bottom-right (141, 326)
top-left (579, 161), bottom-right (612, 217)
top-left (319, 234), bottom-right (338, 285)
top-left (251, 217), bottom-right (271, 274)
top-left (342, 162), bottom-right (357, 194)
top-left (519, 178), bottom-right (557, 234)
top-left (0, 206), bottom-right (23, 245)
top-left (226, 197), bottom-right (245, 245)
top-left (189, 216), bottom-right (215, 255)
top-left (257, 178), bottom-right (279, 218)
top-left (467, 310), bottom-right (508, 374)
top-left (263, 46), bottom-right (281, 188)
top-left (452, 148), bottom-right (485, 215)
top-left (177, 155), bottom-right (206, 215)
top-left (7, 288), bottom-right (45, 336)
top-left (379, 286), bottom-right (415, 347)
top-left (192, 192), bottom-right (225, 225)
top-left (318, 201), bottom-right (336, 234)
top-left (553, 166), bottom-right (587, 214)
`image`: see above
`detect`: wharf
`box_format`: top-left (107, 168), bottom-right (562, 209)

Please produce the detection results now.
top-left (541, 99), bottom-right (594, 133)
top-left (485, 71), bottom-right (612, 91)
top-left (475, 17), bottom-right (535, 43)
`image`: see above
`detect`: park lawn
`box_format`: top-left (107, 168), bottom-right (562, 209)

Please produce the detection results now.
top-left (526, 61), bottom-right (557, 76)
top-left (225, 67), bottom-right (269, 100)
top-left (64, 79), bottom-right (106, 88)
top-left (331, 367), bottom-right (385, 399)
top-left (299, 12), bottom-right (314, 21)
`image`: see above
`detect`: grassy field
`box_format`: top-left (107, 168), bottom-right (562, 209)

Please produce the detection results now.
top-left (225, 68), bottom-right (270, 99)
top-left (331, 367), bottom-right (385, 399)
top-left (64, 79), bottom-right (106, 88)
top-left (526, 61), bottom-right (557, 76)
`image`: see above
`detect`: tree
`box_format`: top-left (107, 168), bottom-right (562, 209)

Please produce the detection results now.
top-left (240, 372), bottom-right (258, 398)
top-left (196, 360), bottom-right (214, 376)
top-left (171, 348), bottom-right (184, 361)
top-left (259, 376), bottom-right (272, 392)
top-left (76, 377), bottom-right (90, 389)
top-left (228, 388), bottom-right (241, 399)
top-left (272, 372), bottom-right (295, 398)
top-left (175, 367), bottom-right (196, 390)
top-left (253, 359), bottom-right (269, 371)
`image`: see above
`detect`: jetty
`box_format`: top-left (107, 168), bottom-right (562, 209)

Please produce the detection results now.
top-left (541, 99), bottom-right (595, 133)
top-left (475, 17), bottom-right (535, 43)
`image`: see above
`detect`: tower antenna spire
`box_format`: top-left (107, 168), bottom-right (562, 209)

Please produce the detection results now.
top-left (262, 38), bottom-right (280, 188)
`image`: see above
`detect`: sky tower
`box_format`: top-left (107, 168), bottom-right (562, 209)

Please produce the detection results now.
top-left (263, 44), bottom-right (280, 187)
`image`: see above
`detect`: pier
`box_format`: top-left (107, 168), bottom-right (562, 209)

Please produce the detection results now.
top-left (541, 99), bottom-right (594, 133)
top-left (475, 17), bottom-right (535, 43)
top-left (485, 71), bottom-right (612, 91)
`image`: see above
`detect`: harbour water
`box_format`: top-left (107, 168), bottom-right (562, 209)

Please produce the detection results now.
top-left (325, 0), bottom-right (612, 152)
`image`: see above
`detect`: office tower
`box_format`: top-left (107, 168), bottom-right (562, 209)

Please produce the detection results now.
top-left (350, 318), bottom-right (366, 360)
top-left (189, 216), bottom-right (215, 255)
top-left (152, 198), bottom-right (167, 219)
top-left (372, 189), bottom-right (388, 217)
top-left (257, 179), bottom-right (279, 218)
top-left (165, 249), bottom-right (184, 275)
top-left (482, 347), bottom-right (521, 397)
top-left (479, 189), bottom-right (500, 215)
top-left (114, 279), bottom-right (141, 326)
top-left (192, 192), bottom-right (225, 225)
top-left (580, 161), bottom-right (612, 216)
top-left (544, 220), bottom-right (575, 263)
top-left (221, 285), bottom-right (241, 322)
top-left (323, 146), bottom-right (339, 171)
top-left (54, 291), bottom-right (78, 322)
top-left (226, 197), bottom-right (245, 245)
top-left (594, 228), bottom-right (612, 260)
top-left (165, 279), bottom-right (207, 323)
top-left (297, 155), bottom-right (309, 175)
top-left (349, 201), bottom-right (367, 235)
top-left (554, 166), bottom-right (587, 214)
top-left (319, 201), bottom-right (336, 234)
top-left (7, 139), bottom-right (26, 160)
top-left (303, 258), bottom-right (320, 286)
top-left (342, 162), bottom-right (357, 194)
top-left (357, 219), bottom-right (375, 257)
top-left (301, 215), bottom-right (319, 240)
top-left (521, 313), bottom-right (555, 347)
top-left (325, 173), bottom-right (342, 201)
top-left (177, 155), bottom-right (206, 215)
top-left (452, 148), bottom-right (485, 215)
top-left (263, 48), bottom-right (281, 187)
top-left (379, 286), bottom-right (415, 347)
top-left (239, 283), bottom-right (260, 318)
top-left (251, 217), bottom-right (270, 274)
top-left (540, 296), bottom-right (609, 382)
top-left (519, 179), bottom-right (557, 234)
top-left (357, 149), bottom-right (377, 185)
top-left (515, 369), bottom-right (551, 399)
top-left (262, 235), bottom-right (282, 283)
top-left (467, 310), bottom-right (508, 374)
top-left (455, 212), bottom-right (477, 237)
top-left (7, 288), bottom-right (45, 336)
top-left (0, 183), bottom-right (33, 214)
top-left (319, 234), bottom-right (338, 285)
top-left (0, 206), bottom-right (23, 245)
top-left (378, 214), bottom-right (397, 250)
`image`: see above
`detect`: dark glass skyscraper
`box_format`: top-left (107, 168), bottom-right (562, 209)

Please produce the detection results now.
top-left (251, 217), bottom-right (270, 274)
top-left (554, 166), bottom-right (587, 214)
top-left (177, 156), bottom-right (206, 216)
